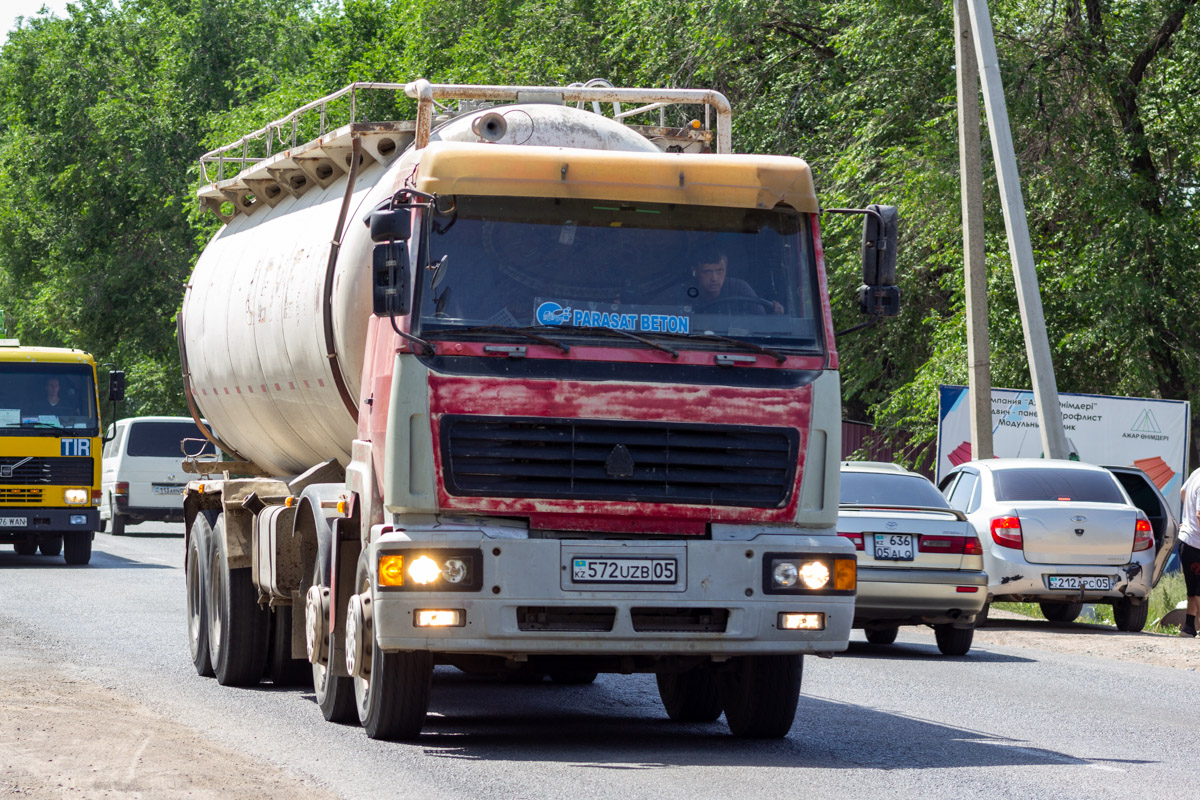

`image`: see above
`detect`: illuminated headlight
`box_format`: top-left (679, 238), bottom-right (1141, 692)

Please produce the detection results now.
top-left (766, 554), bottom-right (855, 593)
top-left (780, 613), bottom-right (825, 631)
top-left (772, 562), bottom-right (799, 588)
top-left (799, 561), bottom-right (830, 590)
top-left (64, 488), bottom-right (89, 505)
top-left (408, 555), bottom-right (441, 585)
top-left (378, 550), bottom-right (481, 591)
top-left (415, 609), bottom-right (464, 627)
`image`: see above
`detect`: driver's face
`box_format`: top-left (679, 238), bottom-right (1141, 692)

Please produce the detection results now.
top-left (45, 379), bottom-right (60, 397)
top-left (694, 260), bottom-right (727, 299)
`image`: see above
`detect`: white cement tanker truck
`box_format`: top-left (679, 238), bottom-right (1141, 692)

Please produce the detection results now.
top-left (179, 79), bottom-right (904, 739)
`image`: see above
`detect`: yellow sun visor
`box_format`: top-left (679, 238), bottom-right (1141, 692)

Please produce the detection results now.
top-left (413, 142), bottom-right (818, 212)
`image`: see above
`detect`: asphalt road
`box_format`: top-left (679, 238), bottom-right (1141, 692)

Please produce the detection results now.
top-left (1, 524), bottom-right (1194, 799)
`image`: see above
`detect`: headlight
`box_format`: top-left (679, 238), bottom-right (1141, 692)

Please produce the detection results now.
top-left (64, 488), bottom-right (89, 505)
top-left (408, 555), bottom-right (441, 585)
top-left (764, 554), bottom-right (855, 594)
top-left (772, 561), bottom-right (799, 588)
top-left (799, 561), bottom-right (830, 590)
top-left (377, 550), bottom-right (481, 591)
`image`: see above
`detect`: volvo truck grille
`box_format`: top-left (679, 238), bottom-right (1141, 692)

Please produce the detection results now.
top-left (0, 457), bottom-right (93, 486)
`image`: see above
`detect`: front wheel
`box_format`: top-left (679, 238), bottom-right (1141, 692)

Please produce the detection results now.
top-left (39, 534), bottom-right (63, 557)
top-left (63, 532), bottom-right (92, 565)
top-left (309, 557), bottom-right (356, 723)
top-left (1113, 597), bottom-right (1149, 632)
top-left (933, 624), bottom-right (975, 656)
top-left (656, 667), bottom-right (722, 722)
top-left (13, 539), bottom-right (37, 556)
top-left (718, 655), bottom-right (802, 738)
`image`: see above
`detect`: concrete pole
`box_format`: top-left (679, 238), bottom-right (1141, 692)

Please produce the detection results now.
top-left (955, 0), bottom-right (993, 461)
top-left (965, 0), bottom-right (1070, 459)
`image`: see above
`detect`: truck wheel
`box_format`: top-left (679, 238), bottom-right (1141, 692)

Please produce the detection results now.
top-left (718, 655), bottom-right (802, 738)
top-left (267, 606), bottom-right (312, 687)
top-left (934, 624), bottom-right (974, 656)
top-left (865, 624), bottom-right (899, 645)
top-left (309, 558), bottom-right (357, 723)
top-left (186, 512), bottom-right (214, 677)
top-left (39, 534), bottom-right (63, 557)
top-left (656, 667), bottom-right (722, 722)
top-left (111, 512), bottom-right (126, 536)
top-left (1113, 597), bottom-right (1149, 632)
top-left (1040, 601), bottom-right (1083, 624)
top-left (13, 539), bottom-right (37, 556)
top-left (63, 532), bottom-right (92, 565)
top-left (207, 514), bottom-right (269, 686)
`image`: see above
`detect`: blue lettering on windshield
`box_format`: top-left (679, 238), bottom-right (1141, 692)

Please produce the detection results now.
top-left (535, 300), bottom-right (690, 334)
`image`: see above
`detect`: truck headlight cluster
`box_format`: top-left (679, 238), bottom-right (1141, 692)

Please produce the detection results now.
top-left (377, 549), bottom-right (482, 591)
top-left (764, 554), bottom-right (855, 594)
top-left (63, 488), bottom-right (89, 505)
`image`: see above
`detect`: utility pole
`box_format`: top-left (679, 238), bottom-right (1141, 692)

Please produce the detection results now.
top-left (964, 0), bottom-right (1070, 459)
top-left (955, 0), bottom-right (993, 461)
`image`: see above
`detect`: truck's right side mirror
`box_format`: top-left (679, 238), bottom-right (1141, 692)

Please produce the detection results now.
top-left (859, 204), bottom-right (901, 316)
top-left (368, 207), bottom-right (413, 317)
top-left (108, 370), bottom-right (125, 403)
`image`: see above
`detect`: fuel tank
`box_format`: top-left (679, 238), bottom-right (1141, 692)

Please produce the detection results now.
top-left (181, 104), bottom-right (660, 476)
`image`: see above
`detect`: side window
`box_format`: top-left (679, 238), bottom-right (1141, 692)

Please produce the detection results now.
top-left (103, 425), bottom-right (120, 459)
top-left (968, 478), bottom-right (983, 513)
top-left (947, 472), bottom-right (979, 512)
top-left (939, 473), bottom-right (960, 497)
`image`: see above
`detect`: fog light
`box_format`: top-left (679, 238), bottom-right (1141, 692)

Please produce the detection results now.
top-left (799, 561), bottom-right (830, 590)
top-left (64, 488), bottom-right (89, 505)
top-left (780, 612), bottom-right (824, 631)
top-left (379, 554), bottom-right (405, 586)
top-left (415, 609), bottom-right (464, 627)
top-left (442, 558), bottom-right (468, 584)
top-left (408, 555), bottom-right (441, 585)
top-left (772, 561), bottom-right (799, 588)
top-left (69, 514), bottom-right (87, 525)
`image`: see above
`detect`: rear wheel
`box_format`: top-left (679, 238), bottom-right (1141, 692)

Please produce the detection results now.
top-left (718, 655), bottom-right (802, 738)
top-left (864, 625), bottom-right (899, 645)
top-left (1113, 597), bottom-right (1149, 632)
top-left (63, 532), bottom-right (92, 565)
top-left (13, 539), bottom-right (37, 556)
top-left (110, 512), bottom-right (126, 536)
top-left (267, 606), bottom-right (312, 687)
top-left (38, 534), bottom-right (63, 556)
top-left (206, 514), bottom-right (269, 686)
top-left (186, 513), bottom-right (214, 677)
top-left (656, 666), bottom-right (722, 722)
top-left (975, 601), bottom-right (991, 627)
top-left (310, 558), bottom-right (357, 723)
top-left (933, 624), bottom-right (974, 656)
top-left (1040, 601), bottom-right (1083, 624)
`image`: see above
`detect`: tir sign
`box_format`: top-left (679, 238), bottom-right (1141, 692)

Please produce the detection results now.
top-left (61, 439), bottom-right (91, 456)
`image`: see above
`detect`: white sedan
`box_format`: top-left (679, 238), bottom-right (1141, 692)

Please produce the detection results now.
top-left (939, 459), bottom-right (1157, 631)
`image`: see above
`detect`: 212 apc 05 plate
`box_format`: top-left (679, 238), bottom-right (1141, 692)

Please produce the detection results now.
top-left (1047, 575), bottom-right (1112, 591)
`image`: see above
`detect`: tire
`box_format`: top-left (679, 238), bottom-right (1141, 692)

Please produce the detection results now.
top-left (111, 512), bottom-right (126, 536)
top-left (548, 670), bottom-right (598, 685)
top-left (186, 513), bottom-right (214, 677)
top-left (1113, 597), bottom-right (1149, 633)
top-left (206, 514), bottom-right (269, 686)
top-left (656, 667), bottom-right (723, 723)
top-left (267, 606), bottom-right (312, 687)
top-left (718, 655), bottom-right (802, 738)
top-left (38, 534), bottom-right (63, 557)
top-left (975, 601), bottom-right (990, 628)
top-left (352, 555), bottom-right (433, 739)
top-left (98, 518), bottom-right (107, 533)
top-left (310, 557), bottom-right (357, 723)
top-left (63, 532), bottom-right (92, 565)
top-left (1040, 601), bottom-right (1083, 624)
top-left (13, 539), bottom-right (37, 556)
top-left (934, 624), bottom-right (975, 656)
top-left (864, 625), bottom-right (899, 645)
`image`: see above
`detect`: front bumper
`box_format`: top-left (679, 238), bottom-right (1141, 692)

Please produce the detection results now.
top-left (370, 533), bottom-right (855, 657)
top-left (0, 508), bottom-right (99, 537)
top-left (854, 567), bottom-right (988, 625)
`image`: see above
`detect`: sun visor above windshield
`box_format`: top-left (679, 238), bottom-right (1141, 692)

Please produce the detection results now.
top-left (413, 142), bottom-right (819, 213)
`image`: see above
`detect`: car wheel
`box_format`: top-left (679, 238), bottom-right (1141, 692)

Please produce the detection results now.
top-left (1113, 597), bottom-right (1149, 632)
top-left (63, 532), bottom-right (92, 565)
top-left (718, 655), bottom-right (802, 738)
top-left (38, 534), bottom-right (63, 557)
top-left (934, 624), bottom-right (974, 656)
top-left (1040, 601), bottom-right (1083, 624)
top-left (656, 666), bottom-right (722, 722)
top-left (976, 601), bottom-right (990, 627)
top-left (864, 625), bottom-right (899, 645)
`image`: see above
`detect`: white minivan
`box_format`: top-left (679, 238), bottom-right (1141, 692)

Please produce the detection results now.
top-left (101, 416), bottom-right (216, 535)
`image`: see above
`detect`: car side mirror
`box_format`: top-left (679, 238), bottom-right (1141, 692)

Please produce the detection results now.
top-left (108, 370), bottom-right (125, 403)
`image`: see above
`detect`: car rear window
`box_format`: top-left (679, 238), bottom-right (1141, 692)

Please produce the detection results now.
top-left (992, 468), bottom-right (1126, 503)
top-left (125, 422), bottom-right (216, 458)
top-left (840, 472), bottom-right (951, 508)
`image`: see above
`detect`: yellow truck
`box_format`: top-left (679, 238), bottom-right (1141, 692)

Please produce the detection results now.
top-left (0, 339), bottom-right (121, 565)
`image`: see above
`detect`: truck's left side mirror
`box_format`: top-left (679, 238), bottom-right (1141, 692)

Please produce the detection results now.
top-left (108, 370), bottom-right (125, 403)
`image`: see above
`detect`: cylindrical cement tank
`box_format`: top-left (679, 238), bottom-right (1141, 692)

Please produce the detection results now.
top-left (181, 104), bottom-right (661, 476)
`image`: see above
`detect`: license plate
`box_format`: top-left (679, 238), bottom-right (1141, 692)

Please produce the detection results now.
top-left (152, 485), bottom-right (185, 496)
top-left (874, 534), bottom-right (915, 561)
top-left (1048, 575), bottom-right (1112, 591)
top-left (571, 557), bottom-right (677, 584)
top-left (0, 517), bottom-right (27, 527)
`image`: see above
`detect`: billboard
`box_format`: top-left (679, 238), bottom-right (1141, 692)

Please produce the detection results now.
top-left (937, 385), bottom-right (1191, 514)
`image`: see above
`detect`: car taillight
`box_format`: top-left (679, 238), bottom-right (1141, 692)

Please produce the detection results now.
top-left (837, 532), bottom-right (864, 551)
top-left (963, 536), bottom-right (983, 555)
top-left (1133, 517), bottom-right (1153, 551)
top-left (114, 482), bottom-right (129, 496)
top-left (917, 535), bottom-right (984, 555)
top-left (990, 516), bottom-right (1023, 549)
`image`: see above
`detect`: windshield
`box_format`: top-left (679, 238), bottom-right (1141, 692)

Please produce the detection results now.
top-left (0, 361), bottom-right (98, 434)
top-left (416, 196), bottom-right (823, 353)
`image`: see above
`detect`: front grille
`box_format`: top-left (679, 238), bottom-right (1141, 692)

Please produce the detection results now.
top-left (0, 488), bottom-right (43, 503)
top-left (441, 416), bottom-right (798, 508)
top-left (516, 606), bottom-right (616, 632)
top-left (0, 457), bottom-right (93, 486)
top-left (630, 607), bottom-right (730, 633)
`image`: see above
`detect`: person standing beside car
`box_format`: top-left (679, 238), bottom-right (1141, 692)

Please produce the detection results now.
top-left (1177, 468), bottom-right (1200, 637)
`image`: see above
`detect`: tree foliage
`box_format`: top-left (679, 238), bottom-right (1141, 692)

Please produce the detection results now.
top-left (0, 0), bottom-right (1196, 459)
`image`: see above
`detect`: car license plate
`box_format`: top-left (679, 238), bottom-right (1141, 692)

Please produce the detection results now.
top-left (0, 517), bottom-right (27, 527)
top-left (571, 558), bottom-right (677, 584)
top-left (152, 484), bottom-right (184, 496)
top-left (1048, 575), bottom-right (1112, 591)
top-left (874, 534), bottom-right (915, 561)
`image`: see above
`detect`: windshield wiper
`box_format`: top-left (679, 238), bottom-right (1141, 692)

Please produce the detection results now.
top-left (523, 325), bottom-right (679, 359)
top-left (424, 325), bottom-right (570, 354)
top-left (11, 422), bottom-right (80, 434)
top-left (640, 331), bottom-right (787, 364)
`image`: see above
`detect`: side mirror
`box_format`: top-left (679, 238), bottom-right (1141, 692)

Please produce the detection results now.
top-left (372, 242), bottom-right (411, 316)
top-left (369, 207), bottom-right (412, 242)
top-left (861, 204), bottom-right (898, 286)
top-left (108, 370), bottom-right (125, 403)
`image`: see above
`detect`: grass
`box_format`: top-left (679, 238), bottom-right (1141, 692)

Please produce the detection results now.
top-left (992, 572), bottom-right (1188, 634)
